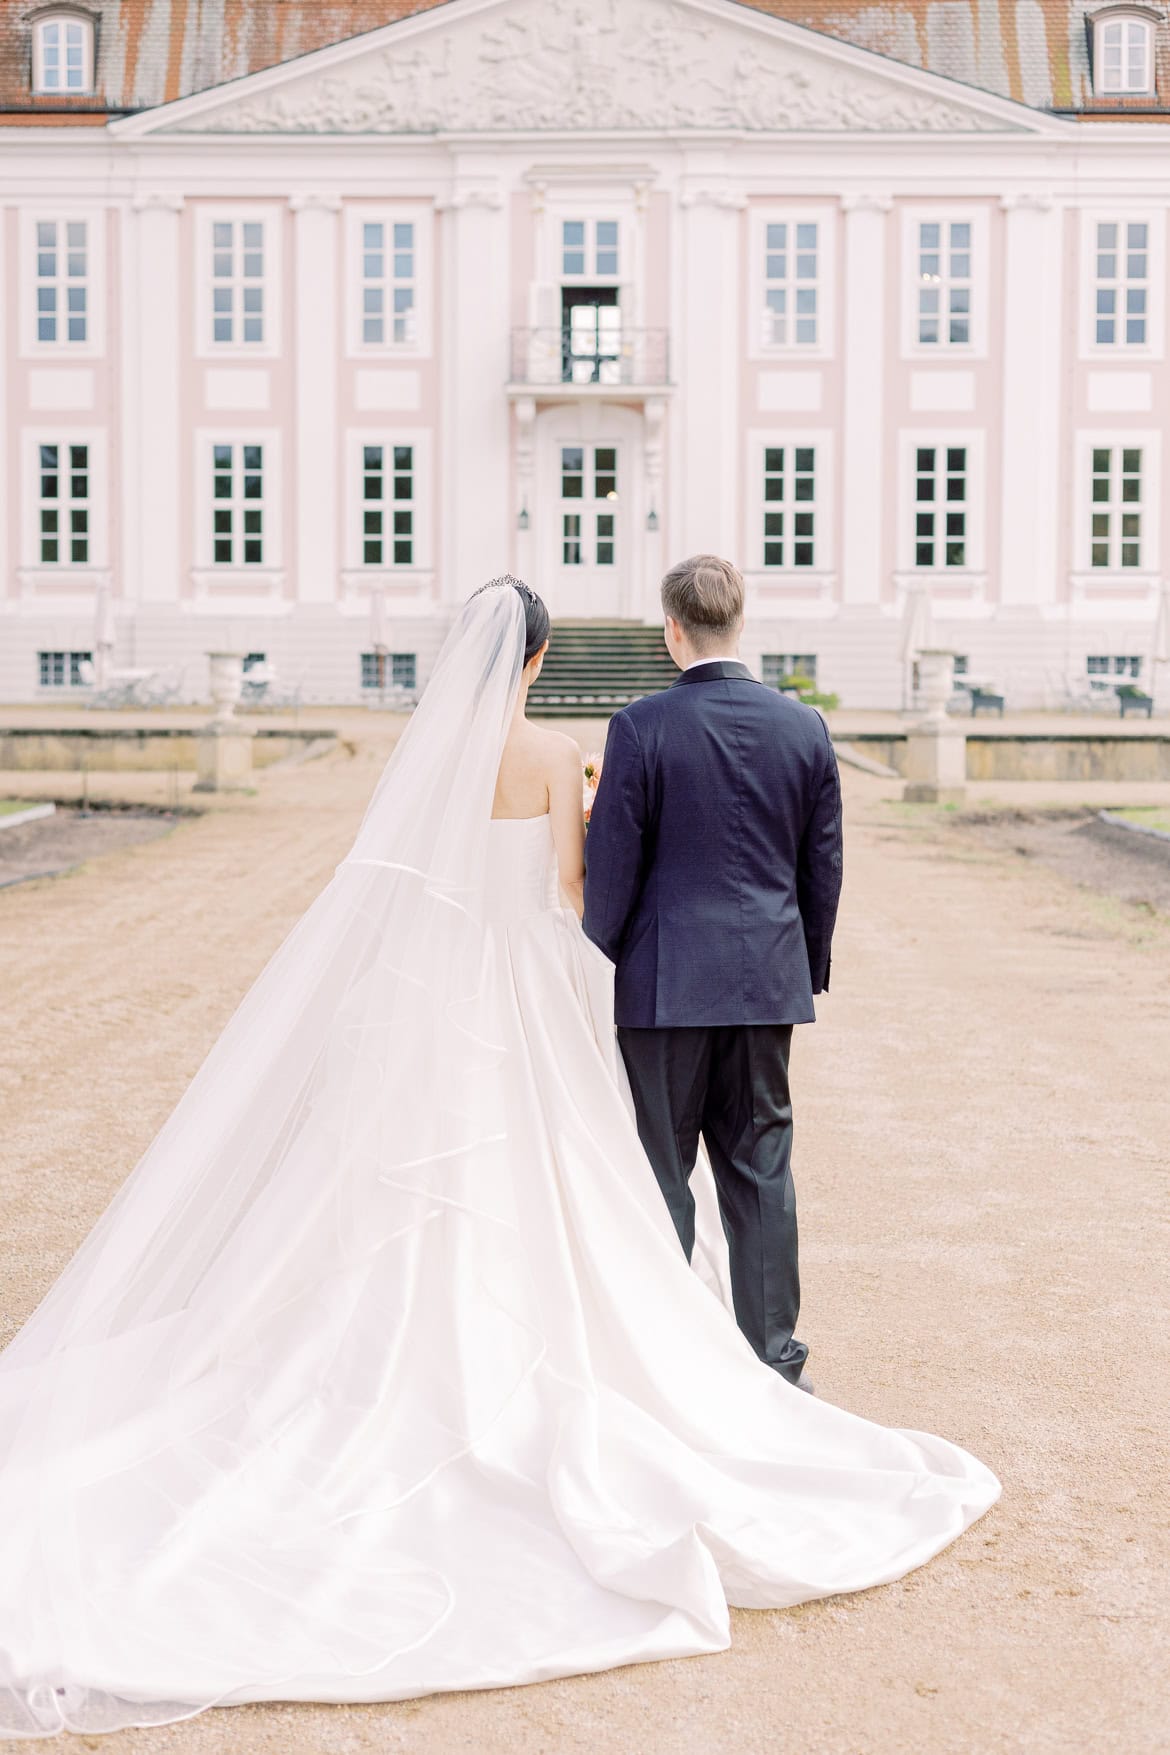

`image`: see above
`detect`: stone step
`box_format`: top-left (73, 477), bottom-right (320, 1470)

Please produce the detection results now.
top-left (531, 623), bottom-right (678, 717)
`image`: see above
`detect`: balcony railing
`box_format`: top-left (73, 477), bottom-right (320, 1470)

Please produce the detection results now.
top-left (509, 327), bottom-right (670, 388)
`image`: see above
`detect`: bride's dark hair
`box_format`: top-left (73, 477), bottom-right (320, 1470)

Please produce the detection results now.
top-left (472, 575), bottom-right (550, 664)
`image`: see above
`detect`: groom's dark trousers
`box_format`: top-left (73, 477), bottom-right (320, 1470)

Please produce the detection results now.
top-left (582, 660), bottom-right (843, 1386)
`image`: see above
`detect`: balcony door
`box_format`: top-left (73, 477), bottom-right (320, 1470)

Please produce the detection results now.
top-left (560, 287), bottom-right (621, 384)
top-left (537, 403), bottom-right (641, 619)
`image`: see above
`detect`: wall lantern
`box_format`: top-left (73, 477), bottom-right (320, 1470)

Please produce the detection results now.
top-left (646, 506), bottom-right (659, 533)
top-left (517, 502), bottom-right (530, 531)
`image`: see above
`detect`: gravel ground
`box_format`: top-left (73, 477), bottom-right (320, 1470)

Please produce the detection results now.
top-left (1, 731), bottom-right (1167, 1755)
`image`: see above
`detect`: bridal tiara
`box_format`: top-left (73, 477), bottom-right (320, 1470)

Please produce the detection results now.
top-left (474, 574), bottom-right (539, 604)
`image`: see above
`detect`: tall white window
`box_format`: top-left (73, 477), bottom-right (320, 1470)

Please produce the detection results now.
top-left (762, 446), bottom-right (817, 569)
top-left (1094, 15), bottom-right (1154, 94)
top-left (916, 220), bottom-right (972, 346)
top-left (1090, 446), bottom-right (1143, 567)
top-left (211, 220), bottom-right (265, 345)
top-left (33, 13), bottom-right (94, 93)
top-left (212, 444), bottom-right (264, 565)
top-left (361, 445), bottom-right (414, 565)
top-left (361, 220), bottom-right (415, 346)
top-left (914, 446), bottom-right (967, 568)
top-left (561, 220), bottom-right (619, 278)
top-left (37, 441), bottom-right (89, 563)
top-left (763, 222), bottom-right (818, 348)
top-left (35, 219), bottom-right (87, 344)
top-left (1095, 222), bottom-right (1148, 345)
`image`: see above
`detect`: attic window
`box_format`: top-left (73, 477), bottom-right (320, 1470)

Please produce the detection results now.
top-left (32, 12), bottom-right (95, 95)
top-left (1093, 12), bottom-right (1156, 95)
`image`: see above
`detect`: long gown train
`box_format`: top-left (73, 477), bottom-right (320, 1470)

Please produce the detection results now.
top-left (0, 589), bottom-right (999, 1739)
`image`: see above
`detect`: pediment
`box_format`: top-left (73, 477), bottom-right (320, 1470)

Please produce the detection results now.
top-left (113, 0), bottom-right (1053, 138)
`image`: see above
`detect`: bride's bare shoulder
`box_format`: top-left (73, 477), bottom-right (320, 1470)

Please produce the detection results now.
top-left (525, 723), bottom-right (581, 776)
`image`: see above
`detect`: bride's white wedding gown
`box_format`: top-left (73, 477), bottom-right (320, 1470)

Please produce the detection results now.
top-left (0, 590), bottom-right (999, 1740)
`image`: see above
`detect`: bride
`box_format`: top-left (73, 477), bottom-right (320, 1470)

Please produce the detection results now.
top-left (0, 578), bottom-right (999, 1741)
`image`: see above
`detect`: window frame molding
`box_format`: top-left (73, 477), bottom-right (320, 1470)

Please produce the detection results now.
top-left (31, 8), bottom-right (96, 96)
top-left (194, 205), bottom-right (283, 361)
top-left (18, 205), bottom-right (104, 358)
top-left (342, 427), bottom-right (434, 586)
top-left (19, 424), bottom-right (107, 572)
top-left (899, 205), bottom-right (990, 361)
top-left (1072, 427), bottom-right (1162, 584)
top-left (1090, 6), bottom-right (1159, 96)
top-left (743, 427), bottom-right (835, 582)
top-left (192, 427), bottom-right (284, 583)
top-left (344, 203), bottom-right (433, 360)
top-left (1079, 208), bottom-right (1164, 360)
top-left (746, 205), bottom-right (836, 363)
top-left (896, 427), bottom-right (987, 581)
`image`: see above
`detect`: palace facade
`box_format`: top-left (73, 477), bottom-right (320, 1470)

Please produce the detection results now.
top-left (2, 0), bottom-right (1169, 707)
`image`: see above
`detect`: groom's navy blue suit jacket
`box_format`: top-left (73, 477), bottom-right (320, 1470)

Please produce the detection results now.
top-left (582, 660), bottom-right (843, 1029)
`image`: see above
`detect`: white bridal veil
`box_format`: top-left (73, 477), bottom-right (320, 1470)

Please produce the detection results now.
top-left (0, 584), bottom-right (533, 1736)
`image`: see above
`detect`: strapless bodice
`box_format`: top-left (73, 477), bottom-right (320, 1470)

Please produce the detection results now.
top-left (483, 814), bottom-right (560, 924)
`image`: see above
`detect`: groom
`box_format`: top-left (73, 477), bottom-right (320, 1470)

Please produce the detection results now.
top-left (583, 554), bottom-right (843, 1389)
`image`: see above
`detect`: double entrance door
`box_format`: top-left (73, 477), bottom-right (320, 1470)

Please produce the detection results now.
top-left (537, 403), bottom-right (641, 619)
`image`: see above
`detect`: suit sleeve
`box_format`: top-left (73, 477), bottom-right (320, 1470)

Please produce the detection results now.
top-left (582, 709), bottom-right (648, 965)
top-left (796, 713), bottom-right (843, 994)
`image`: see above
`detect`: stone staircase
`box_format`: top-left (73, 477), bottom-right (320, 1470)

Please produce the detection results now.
top-left (529, 622), bottom-right (678, 718)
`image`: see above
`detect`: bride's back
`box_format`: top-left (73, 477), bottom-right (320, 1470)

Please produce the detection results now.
top-left (492, 719), bottom-right (561, 820)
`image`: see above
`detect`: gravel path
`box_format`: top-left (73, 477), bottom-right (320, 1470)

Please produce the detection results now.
top-left (1, 730), bottom-right (1166, 1755)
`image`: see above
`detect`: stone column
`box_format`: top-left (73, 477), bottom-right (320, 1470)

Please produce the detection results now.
top-left (999, 194), bottom-right (1061, 611)
top-left (438, 183), bottom-right (510, 602)
top-left (840, 194), bottom-right (892, 608)
top-left (129, 194), bottom-right (184, 606)
top-left (514, 396), bottom-right (536, 581)
top-left (678, 185), bottom-right (743, 558)
top-left (640, 395), bottom-right (667, 619)
top-left (291, 195), bottom-right (341, 605)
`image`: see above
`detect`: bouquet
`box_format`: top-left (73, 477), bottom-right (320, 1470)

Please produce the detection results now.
top-left (582, 753), bottom-right (603, 826)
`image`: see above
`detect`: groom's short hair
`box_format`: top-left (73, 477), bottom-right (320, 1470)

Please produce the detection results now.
top-left (661, 554), bottom-right (745, 648)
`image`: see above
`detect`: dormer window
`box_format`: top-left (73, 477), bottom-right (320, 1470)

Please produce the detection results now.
top-left (32, 11), bottom-right (95, 95)
top-left (1092, 9), bottom-right (1157, 96)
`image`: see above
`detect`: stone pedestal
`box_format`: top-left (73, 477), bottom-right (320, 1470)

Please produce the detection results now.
top-left (903, 722), bottom-right (968, 804)
top-left (193, 721), bottom-right (255, 792)
top-left (903, 647), bottom-right (967, 804)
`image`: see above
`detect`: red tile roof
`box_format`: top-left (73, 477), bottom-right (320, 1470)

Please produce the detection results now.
top-left (0, 0), bottom-right (1162, 121)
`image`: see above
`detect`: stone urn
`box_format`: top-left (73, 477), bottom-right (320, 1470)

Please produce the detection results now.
top-left (915, 647), bottom-right (959, 725)
top-left (206, 651), bottom-right (245, 723)
top-left (904, 647), bottom-right (966, 805)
